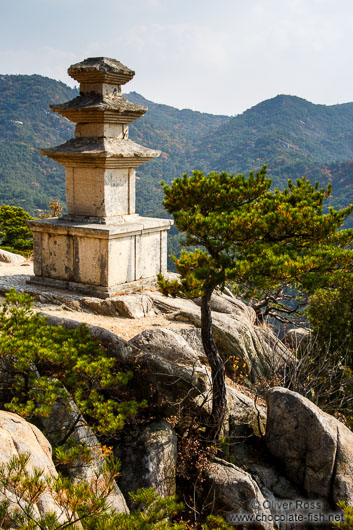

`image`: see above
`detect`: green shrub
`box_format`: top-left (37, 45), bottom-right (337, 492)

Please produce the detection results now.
top-left (0, 204), bottom-right (33, 253)
top-left (0, 454), bottom-right (231, 529)
top-left (335, 501), bottom-right (352, 529)
top-left (0, 289), bottom-right (143, 437)
top-left (0, 452), bottom-right (120, 530)
top-left (306, 284), bottom-right (353, 356)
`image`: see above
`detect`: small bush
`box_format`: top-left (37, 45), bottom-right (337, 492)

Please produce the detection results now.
top-left (307, 285), bottom-right (353, 357)
top-left (0, 454), bottom-right (231, 529)
top-left (335, 501), bottom-right (352, 529)
top-left (0, 289), bottom-right (144, 437)
top-left (0, 204), bottom-right (33, 253)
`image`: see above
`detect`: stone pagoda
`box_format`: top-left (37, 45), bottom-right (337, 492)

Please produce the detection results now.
top-left (28, 57), bottom-right (172, 298)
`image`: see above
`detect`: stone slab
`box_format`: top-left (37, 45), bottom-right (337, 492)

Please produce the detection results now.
top-left (0, 265), bottom-right (159, 305)
top-left (27, 276), bottom-right (160, 299)
top-left (51, 94), bottom-right (146, 124)
top-left (40, 138), bottom-right (160, 168)
top-left (28, 216), bottom-right (172, 237)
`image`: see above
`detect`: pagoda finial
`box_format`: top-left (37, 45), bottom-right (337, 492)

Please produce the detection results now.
top-left (68, 57), bottom-right (135, 85)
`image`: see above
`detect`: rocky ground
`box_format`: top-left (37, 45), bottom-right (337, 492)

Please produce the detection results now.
top-left (0, 260), bottom-right (193, 339)
top-left (0, 256), bottom-right (351, 528)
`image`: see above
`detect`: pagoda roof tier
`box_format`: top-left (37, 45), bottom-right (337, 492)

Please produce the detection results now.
top-left (50, 95), bottom-right (147, 124)
top-left (68, 57), bottom-right (135, 85)
top-left (40, 138), bottom-right (160, 169)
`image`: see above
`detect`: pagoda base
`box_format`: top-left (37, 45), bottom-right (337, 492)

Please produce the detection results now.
top-left (27, 276), bottom-right (159, 298)
top-left (27, 216), bottom-right (172, 298)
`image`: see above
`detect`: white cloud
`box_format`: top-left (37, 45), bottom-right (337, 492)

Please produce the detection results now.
top-left (1, 0), bottom-right (353, 114)
top-left (0, 47), bottom-right (78, 85)
top-left (120, 22), bottom-right (230, 70)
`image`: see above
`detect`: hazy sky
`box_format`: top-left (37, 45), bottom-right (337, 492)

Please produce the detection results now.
top-left (1, 0), bottom-right (352, 115)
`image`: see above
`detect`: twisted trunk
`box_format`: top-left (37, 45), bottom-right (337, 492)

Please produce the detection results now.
top-left (201, 287), bottom-right (227, 441)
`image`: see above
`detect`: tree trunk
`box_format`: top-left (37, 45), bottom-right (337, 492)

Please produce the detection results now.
top-left (201, 287), bottom-right (227, 442)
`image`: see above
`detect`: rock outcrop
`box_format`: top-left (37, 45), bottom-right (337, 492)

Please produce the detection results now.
top-left (148, 291), bottom-right (292, 382)
top-left (0, 411), bottom-right (68, 523)
top-left (193, 291), bottom-right (257, 322)
top-left (130, 327), bottom-right (205, 367)
top-left (266, 387), bottom-right (353, 505)
top-left (2, 282), bottom-right (353, 524)
top-left (206, 457), bottom-right (274, 530)
top-left (0, 249), bottom-right (26, 264)
top-left (284, 328), bottom-right (311, 350)
top-left (41, 390), bottom-right (129, 514)
top-left (43, 313), bottom-right (266, 440)
top-left (2, 268), bottom-right (292, 385)
top-left (118, 420), bottom-right (177, 507)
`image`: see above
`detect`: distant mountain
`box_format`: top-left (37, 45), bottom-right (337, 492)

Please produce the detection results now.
top-left (0, 76), bottom-right (229, 217)
top-left (130, 93), bottom-right (353, 227)
top-left (0, 76), bottom-right (352, 235)
top-left (192, 95), bottom-right (353, 185)
top-left (0, 75), bottom-right (77, 212)
top-left (302, 159), bottom-right (353, 227)
top-left (127, 92), bottom-right (229, 218)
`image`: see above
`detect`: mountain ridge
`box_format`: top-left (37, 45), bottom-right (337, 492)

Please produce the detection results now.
top-left (193, 93), bottom-right (353, 179)
top-left (0, 74), bottom-right (352, 230)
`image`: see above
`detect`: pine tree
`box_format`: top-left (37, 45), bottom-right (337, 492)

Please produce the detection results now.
top-left (158, 166), bottom-right (353, 441)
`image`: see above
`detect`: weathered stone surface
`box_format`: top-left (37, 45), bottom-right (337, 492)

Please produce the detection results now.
top-left (28, 217), bottom-right (171, 298)
top-left (206, 458), bottom-right (274, 529)
top-left (29, 56), bottom-right (172, 298)
top-left (284, 328), bottom-right (311, 350)
top-left (42, 313), bottom-right (211, 409)
top-left (193, 291), bottom-right (256, 323)
top-left (52, 94), bottom-right (146, 119)
top-left (42, 308), bottom-right (264, 449)
top-left (42, 391), bottom-right (129, 514)
top-left (68, 57), bottom-right (135, 85)
top-left (208, 314), bottom-right (290, 382)
top-left (64, 167), bottom-right (137, 218)
top-left (175, 327), bottom-right (206, 360)
top-left (113, 294), bottom-right (155, 319)
top-left (248, 463), bottom-right (301, 500)
top-left (40, 137), bottom-right (160, 167)
top-left (265, 387), bottom-right (353, 505)
top-left (148, 290), bottom-right (202, 315)
top-left (42, 314), bottom-right (265, 439)
top-left (0, 249), bottom-right (26, 264)
top-left (148, 291), bottom-right (292, 382)
top-left (75, 122), bottom-right (128, 139)
top-left (52, 100), bottom-right (145, 127)
top-left (80, 297), bottom-right (117, 316)
top-left (130, 327), bottom-right (203, 366)
top-left (0, 411), bottom-right (54, 471)
top-left (0, 411), bottom-right (68, 523)
top-left (118, 420), bottom-right (177, 506)
top-left (226, 386), bottom-right (266, 440)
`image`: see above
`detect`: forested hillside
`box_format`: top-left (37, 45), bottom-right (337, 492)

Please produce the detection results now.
top-left (194, 95), bottom-right (353, 181)
top-left (127, 92), bottom-right (228, 218)
top-left (0, 75), bottom-right (76, 212)
top-left (132, 93), bottom-right (353, 228)
top-left (0, 75), bottom-right (352, 230)
top-left (303, 159), bottom-right (353, 225)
